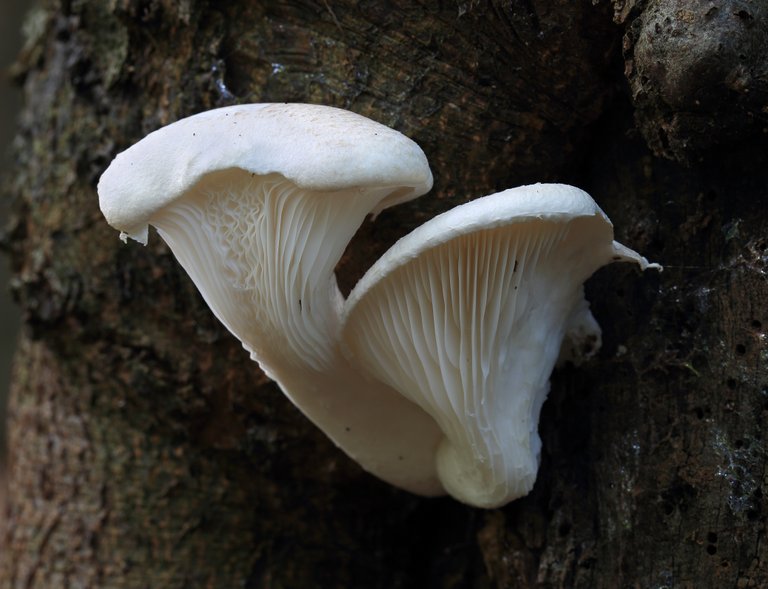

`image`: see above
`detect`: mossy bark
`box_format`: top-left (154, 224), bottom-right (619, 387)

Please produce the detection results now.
top-left (1, 1), bottom-right (766, 587)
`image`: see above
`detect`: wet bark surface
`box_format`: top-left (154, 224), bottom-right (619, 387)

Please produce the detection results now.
top-left (1, 0), bottom-right (766, 587)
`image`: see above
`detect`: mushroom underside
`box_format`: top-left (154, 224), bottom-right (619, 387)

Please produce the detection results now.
top-left (147, 169), bottom-right (447, 496)
top-left (342, 215), bottom-right (634, 507)
top-left (150, 170), bottom-right (403, 373)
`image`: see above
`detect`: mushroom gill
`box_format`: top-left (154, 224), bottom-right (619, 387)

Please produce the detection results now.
top-left (342, 184), bottom-right (660, 508)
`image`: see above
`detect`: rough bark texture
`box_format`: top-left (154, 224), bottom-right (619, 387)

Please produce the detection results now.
top-left (620, 0), bottom-right (768, 162)
top-left (1, 0), bottom-right (766, 587)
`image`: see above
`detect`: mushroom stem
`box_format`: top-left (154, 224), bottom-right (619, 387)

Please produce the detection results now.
top-left (267, 351), bottom-right (445, 495)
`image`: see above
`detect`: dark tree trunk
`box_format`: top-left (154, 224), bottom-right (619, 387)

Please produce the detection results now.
top-left (2, 1), bottom-right (766, 587)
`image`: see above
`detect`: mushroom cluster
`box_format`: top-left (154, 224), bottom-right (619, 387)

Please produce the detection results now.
top-left (98, 103), bottom-right (660, 508)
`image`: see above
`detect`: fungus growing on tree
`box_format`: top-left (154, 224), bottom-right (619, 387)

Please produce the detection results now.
top-left (341, 184), bottom-right (661, 508)
top-left (98, 103), bottom-right (445, 496)
top-left (100, 106), bottom-right (659, 507)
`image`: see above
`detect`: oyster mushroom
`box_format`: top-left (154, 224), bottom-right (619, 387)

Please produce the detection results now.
top-left (341, 183), bottom-right (661, 507)
top-left (98, 103), bottom-right (445, 496)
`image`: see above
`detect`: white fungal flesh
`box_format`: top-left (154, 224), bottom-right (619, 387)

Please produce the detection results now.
top-left (342, 184), bottom-right (659, 508)
top-left (146, 170), bottom-right (447, 496)
top-left (344, 222), bottom-right (582, 506)
top-left (98, 102), bottom-right (660, 508)
top-left (151, 171), bottom-right (390, 373)
top-left (98, 104), bottom-right (445, 497)
top-left (97, 103), bottom-right (432, 239)
top-left (557, 289), bottom-right (603, 367)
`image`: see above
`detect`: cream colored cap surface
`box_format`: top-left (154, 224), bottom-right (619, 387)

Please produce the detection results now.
top-left (98, 103), bottom-right (433, 240)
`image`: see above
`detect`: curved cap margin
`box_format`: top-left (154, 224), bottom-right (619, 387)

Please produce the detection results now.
top-left (345, 183), bottom-right (611, 311)
top-left (98, 103), bottom-right (433, 237)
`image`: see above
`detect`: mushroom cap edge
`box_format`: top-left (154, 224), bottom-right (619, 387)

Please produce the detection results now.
top-left (344, 183), bottom-right (615, 314)
top-left (97, 103), bottom-right (434, 242)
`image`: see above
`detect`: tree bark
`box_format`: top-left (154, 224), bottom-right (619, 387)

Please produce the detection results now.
top-left (2, 0), bottom-right (766, 587)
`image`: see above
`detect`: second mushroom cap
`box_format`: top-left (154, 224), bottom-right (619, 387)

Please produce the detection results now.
top-left (341, 183), bottom-right (659, 508)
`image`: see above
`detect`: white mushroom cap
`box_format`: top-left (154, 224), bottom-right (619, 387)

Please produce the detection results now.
top-left (97, 103), bottom-right (445, 497)
top-left (99, 103), bottom-right (432, 244)
top-left (341, 183), bottom-right (660, 508)
top-left (98, 103), bottom-right (433, 371)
